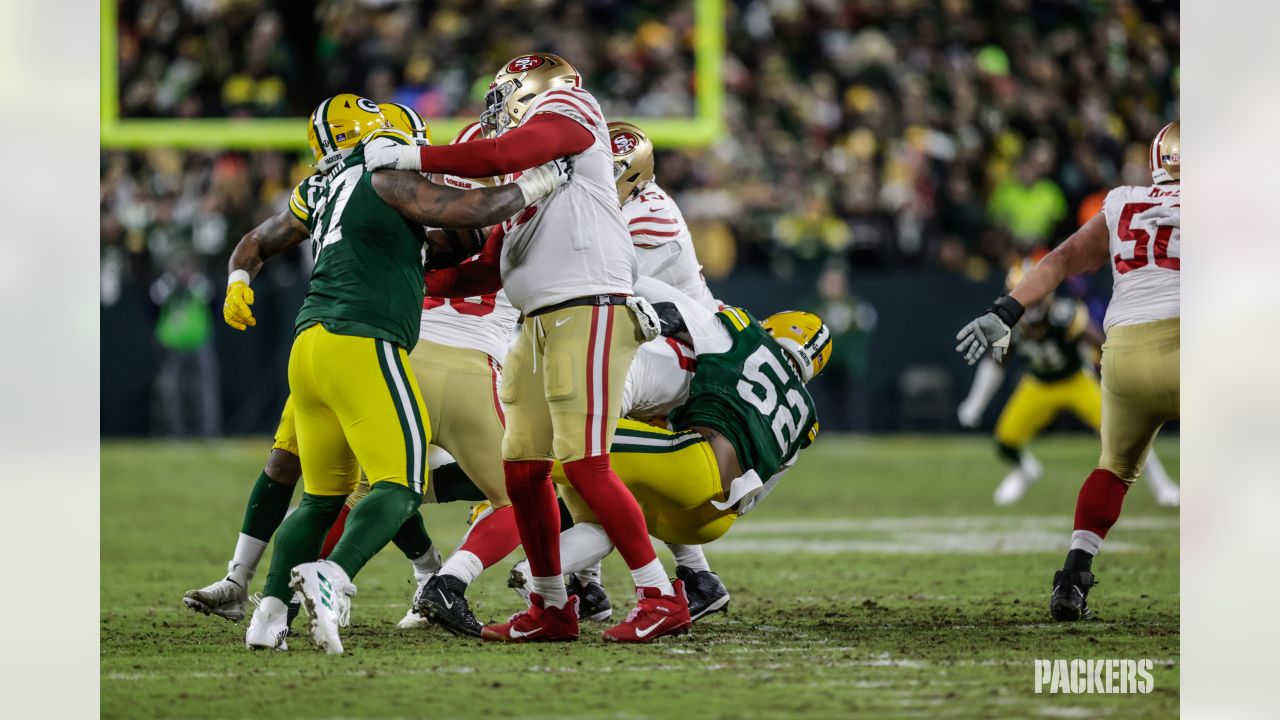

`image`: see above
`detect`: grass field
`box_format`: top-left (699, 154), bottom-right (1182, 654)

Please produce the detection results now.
top-left (101, 434), bottom-right (1179, 719)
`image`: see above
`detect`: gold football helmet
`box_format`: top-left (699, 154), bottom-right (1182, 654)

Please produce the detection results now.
top-left (608, 121), bottom-right (655, 206)
top-left (1150, 120), bottom-right (1180, 184)
top-left (761, 311), bottom-right (833, 383)
top-left (480, 53), bottom-right (581, 134)
top-left (307, 94), bottom-right (386, 172)
top-left (379, 102), bottom-right (431, 144)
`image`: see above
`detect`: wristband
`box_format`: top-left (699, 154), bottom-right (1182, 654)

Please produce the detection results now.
top-left (989, 294), bottom-right (1024, 327)
top-left (228, 269), bottom-right (251, 288)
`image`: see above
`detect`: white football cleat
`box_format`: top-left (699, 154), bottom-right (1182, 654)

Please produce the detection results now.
top-left (1154, 484), bottom-right (1180, 507)
top-left (290, 560), bottom-right (355, 655)
top-left (244, 594), bottom-right (289, 651)
top-left (396, 574), bottom-right (434, 630)
top-left (1020, 453), bottom-right (1044, 483)
top-left (183, 562), bottom-right (250, 621)
top-left (507, 560), bottom-right (533, 604)
top-left (993, 469), bottom-right (1030, 506)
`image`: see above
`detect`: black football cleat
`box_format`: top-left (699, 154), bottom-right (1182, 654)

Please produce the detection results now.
top-left (1050, 569), bottom-right (1096, 621)
top-left (567, 575), bottom-right (613, 622)
top-left (417, 574), bottom-right (483, 637)
top-left (677, 565), bottom-right (730, 621)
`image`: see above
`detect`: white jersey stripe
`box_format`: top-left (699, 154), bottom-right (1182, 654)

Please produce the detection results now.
top-left (381, 340), bottom-right (424, 493)
top-left (588, 306), bottom-right (609, 456)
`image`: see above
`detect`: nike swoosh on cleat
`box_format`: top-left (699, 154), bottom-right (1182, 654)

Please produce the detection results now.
top-left (437, 589), bottom-right (454, 610)
top-left (509, 626), bottom-right (543, 639)
top-left (635, 619), bottom-right (666, 638)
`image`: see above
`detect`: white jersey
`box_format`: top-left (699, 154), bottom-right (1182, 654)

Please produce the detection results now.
top-left (497, 87), bottom-right (637, 313)
top-left (624, 183), bottom-right (720, 311)
top-left (620, 337), bottom-right (696, 421)
top-left (1101, 184), bottom-right (1181, 331)
top-left (419, 290), bottom-right (520, 363)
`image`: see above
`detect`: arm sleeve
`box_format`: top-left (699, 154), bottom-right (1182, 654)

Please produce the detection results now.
top-left (417, 114), bottom-right (593, 177)
top-left (424, 225), bottom-right (505, 298)
top-left (633, 276), bottom-right (732, 355)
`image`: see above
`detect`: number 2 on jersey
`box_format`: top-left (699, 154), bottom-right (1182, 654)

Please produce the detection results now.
top-left (736, 346), bottom-right (810, 452)
top-left (1114, 202), bottom-right (1179, 274)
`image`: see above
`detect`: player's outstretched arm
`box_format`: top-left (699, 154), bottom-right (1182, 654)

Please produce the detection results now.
top-left (224, 208), bottom-right (309, 331)
top-left (956, 213), bottom-right (1110, 364)
top-left (1008, 213), bottom-right (1110, 308)
top-left (366, 113), bottom-right (592, 177)
top-left (634, 276), bottom-right (732, 355)
top-left (372, 161), bottom-right (569, 229)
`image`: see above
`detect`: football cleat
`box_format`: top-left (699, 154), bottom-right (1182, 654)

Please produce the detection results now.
top-left (993, 469), bottom-right (1030, 506)
top-left (676, 566), bottom-right (730, 621)
top-left (396, 574), bottom-right (433, 630)
top-left (481, 593), bottom-right (580, 643)
top-left (290, 561), bottom-right (355, 654)
top-left (1050, 569), bottom-right (1096, 622)
top-left (244, 594), bottom-right (289, 651)
top-left (1154, 485), bottom-right (1181, 507)
top-left (567, 575), bottom-right (613, 622)
top-left (417, 574), bottom-right (484, 638)
top-left (182, 563), bottom-right (249, 621)
top-left (602, 580), bottom-right (692, 643)
top-left (507, 560), bottom-right (533, 603)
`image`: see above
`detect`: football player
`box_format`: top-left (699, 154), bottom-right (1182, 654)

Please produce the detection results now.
top-left (183, 97), bottom-right (443, 622)
top-left (956, 120), bottom-right (1181, 622)
top-left (609, 121), bottom-right (720, 311)
top-left (241, 95), bottom-right (568, 654)
top-left (366, 53), bottom-right (690, 643)
top-left (501, 278), bottom-right (824, 617)
top-left (957, 261), bottom-right (1180, 506)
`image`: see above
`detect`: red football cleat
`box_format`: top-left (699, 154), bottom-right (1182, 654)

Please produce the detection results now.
top-left (602, 580), bottom-right (692, 643)
top-left (480, 593), bottom-right (580, 642)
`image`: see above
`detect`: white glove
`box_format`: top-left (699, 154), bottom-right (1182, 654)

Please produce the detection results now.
top-left (364, 142), bottom-right (421, 172)
top-left (626, 296), bottom-right (662, 341)
top-left (955, 312), bottom-right (1012, 365)
top-left (514, 157), bottom-right (573, 205)
top-left (1137, 204), bottom-right (1180, 229)
top-left (957, 398), bottom-right (983, 429)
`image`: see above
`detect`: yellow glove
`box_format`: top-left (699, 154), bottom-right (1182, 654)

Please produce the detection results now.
top-left (224, 280), bottom-right (256, 330)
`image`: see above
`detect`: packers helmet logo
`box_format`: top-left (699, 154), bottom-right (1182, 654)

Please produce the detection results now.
top-left (611, 132), bottom-right (639, 156)
top-left (354, 97), bottom-right (380, 113)
top-left (507, 55), bottom-right (545, 73)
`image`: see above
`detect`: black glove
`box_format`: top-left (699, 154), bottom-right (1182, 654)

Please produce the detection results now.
top-left (652, 301), bottom-right (686, 337)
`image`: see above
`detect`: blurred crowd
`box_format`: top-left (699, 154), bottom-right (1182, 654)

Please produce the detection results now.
top-left (104, 0), bottom-right (1178, 435)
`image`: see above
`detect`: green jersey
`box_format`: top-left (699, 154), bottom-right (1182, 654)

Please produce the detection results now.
top-left (294, 142), bottom-right (428, 350)
top-left (670, 308), bottom-right (819, 480)
top-left (1012, 297), bottom-right (1088, 383)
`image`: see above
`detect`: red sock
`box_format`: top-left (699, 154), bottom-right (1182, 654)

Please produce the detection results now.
top-left (318, 505), bottom-right (351, 559)
top-left (562, 454), bottom-right (656, 570)
top-left (458, 504), bottom-right (520, 567)
top-left (1073, 468), bottom-right (1130, 538)
top-left (503, 459), bottom-right (560, 577)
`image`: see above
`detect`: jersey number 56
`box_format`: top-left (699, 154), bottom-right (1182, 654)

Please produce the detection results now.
top-left (1114, 202), bottom-right (1180, 274)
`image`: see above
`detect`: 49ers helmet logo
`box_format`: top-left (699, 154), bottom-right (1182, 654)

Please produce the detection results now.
top-left (507, 55), bottom-right (546, 73)
top-left (611, 132), bottom-right (640, 156)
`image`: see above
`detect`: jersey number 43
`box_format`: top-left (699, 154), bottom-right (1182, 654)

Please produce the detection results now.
top-left (737, 346), bottom-right (810, 453)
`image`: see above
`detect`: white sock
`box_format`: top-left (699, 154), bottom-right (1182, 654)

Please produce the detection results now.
top-left (630, 558), bottom-right (674, 595)
top-left (530, 575), bottom-right (568, 608)
top-left (410, 545), bottom-right (442, 579)
top-left (574, 561), bottom-right (602, 586)
top-left (230, 533), bottom-right (267, 583)
top-left (1069, 529), bottom-right (1103, 556)
top-left (559, 523), bottom-right (614, 575)
top-left (439, 550), bottom-right (483, 586)
top-left (667, 543), bottom-right (711, 572)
